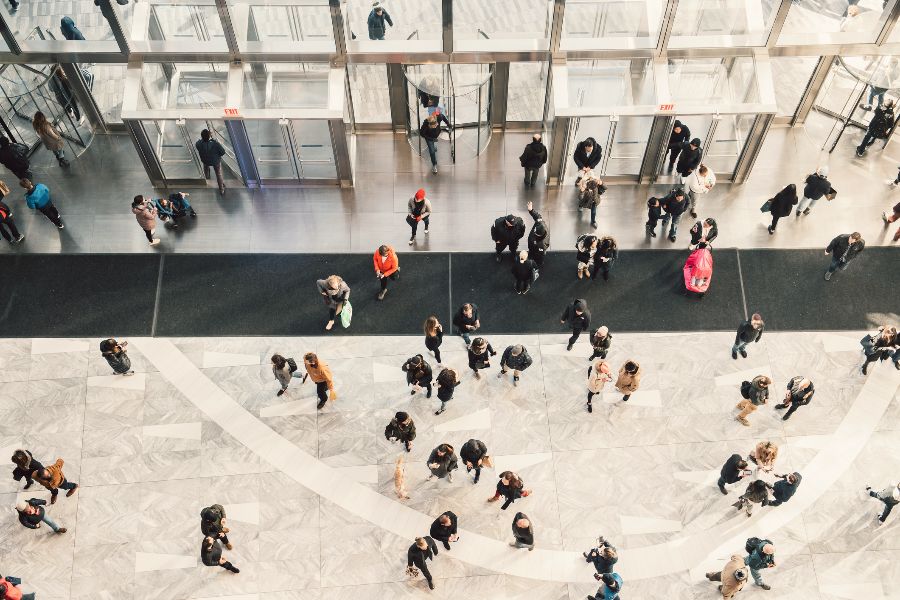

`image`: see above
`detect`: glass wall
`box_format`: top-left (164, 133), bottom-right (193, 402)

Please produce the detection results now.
top-left (140, 63), bottom-right (230, 110)
top-left (669, 0), bottom-right (780, 48)
top-left (453, 0), bottom-right (552, 50)
top-left (779, 0), bottom-right (894, 45)
top-left (562, 0), bottom-right (665, 49)
top-left (242, 63), bottom-right (330, 109)
top-left (567, 59), bottom-right (655, 108)
top-left (770, 56), bottom-right (819, 118)
top-left (668, 58), bottom-right (758, 105)
top-left (508, 62), bottom-right (548, 122)
top-left (348, 64), bottom-right (391, 124)
top-left (343, 0), bottom-right (442, 44)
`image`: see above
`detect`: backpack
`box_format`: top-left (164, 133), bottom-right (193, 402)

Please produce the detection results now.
top-left (740, 381), bottom-right (752, 399)
top-left (745, 536), bottom-right (771, 554)
top-left (287, 358), bottom-right (298, 373)
top-left (200, 504), bottom-right (224, 526)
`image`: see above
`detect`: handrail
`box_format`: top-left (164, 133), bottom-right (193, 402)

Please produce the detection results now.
top-left (407, 29), bottom-right (420, 40)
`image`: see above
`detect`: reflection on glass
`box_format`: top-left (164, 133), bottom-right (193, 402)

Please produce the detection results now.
top-left (5, 2), bottom-right (131, 45)
top-left (147, 3), bottom-right (226, 47)
top-left (91, 64), bottom-right (128, 124)
top-left (242, 63), bottom-right (330, 109)
top-left (508, 62), bottom-right (548, 122)
top-left (704, 113), bottom-right (756, 175)
top-left (141, 119), bottom-right (204, 179)
top-left (779, 0), bottom-right (891, 44)
top-left (344, 0), bottom-right (441, 43)
top-left (453, 0), bottom-right (552, 50)
top-left (670, 0), bottom-right (778, 47)
top-left (770, 56), bottom-right (818, 117)
top-left (140, 63), bottom-right (229, 110)
top-left (668, 58), bottom-right (758, 105)
top-left (567, 60), bottom-right (655, 107)
top-left (348, 64), bottom-right (391, 123)
top-left (562, 0), bottom-right (664, 49)
top-left (292, 120), bottom-right (336, 178)
top-left (244, 3), bottom-right (334, 42)
top-left (607, 116), bottom-right (654, 175)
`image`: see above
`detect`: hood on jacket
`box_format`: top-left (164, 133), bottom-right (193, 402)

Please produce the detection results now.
top-left (60, 16), bottom-right (84, 40)
top-left (573, 299), bottom-right (587, 313)
top-left (532, 222), bottom-right (547, 238)
top-left (690, 137), bottom-right (702, 147)
top-left (673, 119), bottom-right (682, 129)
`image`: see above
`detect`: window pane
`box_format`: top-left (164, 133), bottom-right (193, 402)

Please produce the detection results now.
top-left (668, 58), bottom-right (758, 105)
top-left (141, 63), bottom-right (230, 110)
top-left (453, 0), bottom-right (552, 50)
top-left (348, 64), bottom-right (391, 124)
top-left (770, 56), bottom-right (819, 118)
top-left (567, 59), bottom-right (656, 108)
top-left (344, 0), bottom-right (441, 41)
top-left (670, 0), bottom-right (778, 48)
top-left (242, 63), bottom-right (330, 109)
top-left (508, 62), bottom-right (548, 122)
top-left (779, 0), bottom-right (892, 45)
top-left (6, 2), bottom-right (131, 45)
top-left (562, 0), bottom-right (664, 49)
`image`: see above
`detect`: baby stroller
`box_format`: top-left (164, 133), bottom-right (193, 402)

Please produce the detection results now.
top-left (683, 243), bottom-right (713, 298)
top-left (153, 192), bottom-right (195, 228)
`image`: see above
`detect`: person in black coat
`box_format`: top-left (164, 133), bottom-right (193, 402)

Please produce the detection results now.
top-left (511, 250), bottom-right (537, 295)
top-left (766, 183), bottom-right (798, 234)
top-left (688, 218), bottom-right (718, 249)
top-left (666, 120), bottom-right (691, 168)
top-left (11, 449), bottom-right (44, 490)
top-left (824, 232), bottom-right (865, 281)
top-left (429, 511), bottom-right (458, 550)
top-left (420, 112), bottom-right (450, 174)
top-left (519, 133), bottom-right (548, 187)
top-left (427, 443), bottom-right (458, 482)
top-left (717, 453), bottom-right (750, 495)
top-left (645, 196), bottom-right (662, 237)
top-left (589, 326), bottom-right (612, 360)
top-left (732, 313), bottom-right (764, 359)
top-left (0, 199), bottom-right (24, 244)
top-left (573, 137), bottom-right (602, 185)
top-left (488, 471), bottom-right (530, 510)
top-left (402, 354), bottom-right (433, 398)
top-left (797, 166), bottom-right (832, 215)
top-left (676, 138), bottom-right (702, 179)
top-left (660, 187), bottom-right (688, 242)
top-left (452, 302), bottom-right (480, 346)
top-left (0, 136), bottom-right (32, 180)
top-left (407, 536), bottom-right (438, 589)
top-left (467, 337), bottom-right (496, 379)
top-left (774, 376), bottom-right (814, 420)
top-left (15, 497), bottom-right (66, 533)
top-left (769, 472), bottom-right (802, 506)
top-left (195, 129), bottom-right (227, 195)
top-left (526, 201), bottom-right (550, 268)
top-left (384, 411), bottom-right (416, 452)
top-left (857, 99), bottom-right (895, 156)
top-left (583, 536), bottom-right (618, 577)
top-left (201, 504), bottom-right (232, 549)
top-left (510, 512), bottom-right (534, 550)
top-left (491, 214), bottom-right (526, 262)
top-left (434, 367), bottom-right (460, 415)
top-left (561, 299), bottom-right (591, 351)
top-left (591, 236), bottom-right (617, 281)
top-left (201, 536), bottom-right (240, 573)
top-left (459, 438), bottom-right (488, 483)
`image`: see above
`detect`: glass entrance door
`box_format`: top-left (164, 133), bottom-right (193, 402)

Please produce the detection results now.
top-left (141, 119), bottom-right (205, 181)
top-left (656, 113), bottom-right (756, 182)
top-left (243, 119), bottom-right (337, 183)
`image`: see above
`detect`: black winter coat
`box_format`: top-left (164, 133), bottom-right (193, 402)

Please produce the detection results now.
top-left (826, 234), bottom-right (865, 262)
top-left (511, 259), bottom-right (537, 282)
top-left (17, 498), bottom-right (46, 529)
top-left (720, 453), bottom-right (746, 485)
top-left (491, 216), bottom-right (526, 245)
top-left (868, 105), bottom-right (895, 139)
top-left (501, 346), bottom-right (533, 371)
top-left (512, 512), bottom-right (534, 545)
top-left (668, 122), bottom-right (691, 148)
top-left (200, 538), bottom-right (223, 566)
top-left (676, 143), bottom-right (702, 174)
top-left (384, 418), bottom-right (416, 443)
top-left (591, 331), bottom-right (612, 352)
top-left (772, 473), bottom-right (802, 504)
top-left (0, 142), bottom-right (29, 176)
top-left (735, 320), bottom-right (763, 345)
top-left (576, 234), bottom-right (598, 264)
top-left (468, 344), bottom-right (496, 370)
top-left (460, 439), bottom-right (487, 466)
top-left (429, 511), bottom-right (458, 542)
top-left (561, 300), bottom-right (591, 332)
top-left (689, 221), bottom-right (718, 246)
top-left (527, 208), bottom-right (550, 256)
top-left (661, 191), bottom-right (689, 216)
top-left (453, 304), bottom-right (479, 331)
top-left (803, 173), bottom-right (831, 200)
top-left (769, 187), bottom-right (798, 217)
top-left (519, 140), bottom-right (548, 168)
top-left (195, 138), bottom-right (226, 167)
top-left (402, 356), bottom-right (433, 386)
top-left (407, 536), bottom-right (438, 569)
top-left (573, 140), bottom-right (602, 170)
top-left (427, 448), bottom-right (458, 478)
top-left (12, 450), bottom-right (43, 483)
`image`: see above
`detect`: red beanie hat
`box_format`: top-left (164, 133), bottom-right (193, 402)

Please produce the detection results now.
top-left (415, 188), bottom-right (426, 200)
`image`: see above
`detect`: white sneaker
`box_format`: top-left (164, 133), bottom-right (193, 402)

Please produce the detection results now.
top-left (432, 165), bottom-right (438, 174)
top-left (150, 238), bottom-right (161, 246)
top-left (447, 474), bottom-right (453, 483)
top-left (424, 229), bottom-right (429, 234)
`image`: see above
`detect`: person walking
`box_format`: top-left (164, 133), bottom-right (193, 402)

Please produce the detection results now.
top-left (32, 111), bottom-right (69, 167)
top-left (303, 352), bottom-right (336, 410)
top-left (511, 250), bottom-right (537, 295)
top-left (666, 120), bottom-right (691, 169)
top-left (316, 274), bottom-right (350, 330)
top-left (583, 536), bottom-right (618, 579)
top-left (406, 536), bottom-right (438, 590)
top-left (367, 1), bottom-right (393, 39)
top-left (645, 196), bottom-right (662, 238)
top-left (0, 136), bottom-right (31, 181)
top-left (429, 511), bottom-right (458, 550)
top-left (586, 359), bottom-right (613, 413)
top-left (588, 573), bottom-right (623, 600)
top-left (765, 184), bottom-right (797, 234)
top-left (797, 166), bottom-right (832, 216)
top-left (452, 303), bottom-right (480, 346)
top-left (576, 234), bottom-right (599, 280)
top-left (705, 554), bottom-right (748, 599)
top-left (689, 218), bottom-right (718, 249)
top-left (675, 138), bottom-right (703, 182)
top-left (717, 453), bottom-right (751, 495)
top-left (491, 213), bottom-right (526, 263)
top-left (733, 479), bottom-right (773, 517)
top-left (0, 574), bottom-right (36, 600)
top-left (526, 201), bottom-right (550, 269)
top-left (15, 498), bottom-right (66, 534)
top-left (561, 299), bottom-right (591, 351)
top-left (735, 375), bottom-right (771, 426)
top-left (131, 195), bottom-right (160, 246)
top-left (578, 175), bottom-right (606, 229)
top-left (384, 411), bottom-right (416, 452)
top-left (588, 326), bottom-right (612, 361)
top-left (0, 198), bottom-right (24, 244)
top-left (200, 536), bottom-right (240, 573)
top-left (195, 129), bottom-right (227, 195)
top-left (824, 231), bottom-right (865, 281)
top-left (467, 337), bottom-right (496, 379)
top-left (459, 438), bottom-right (489, 484)
top-left (750, 440), bottom-right (779, 473)
top-left (519, 133), bottom-right (547, 187)
top-left (270, 354), bottom-right (301, 397)
top-left (60, 16), bottom-right (85, 40)
top-left (861, 325), bottom-right (899, 375)
top-left (866, 482), bottom-right (900, 524)
top-left (407, 188), bottom-right (431, 244)
top-left (614, 360), bottom-right (641, 402)
top-left (856, 98), bottom-right (895, 156)
top-left (732, 313), bottom-right (764, 359)
top-left (11, 449), bottom-right (44, 490)
top-left (686, 164), bottom-right (716, 218)
top-left (774, 376), bottom-right (814, 421)
top-left (373, 244), bottom-right (399, 301)
top-left (592, 236), bottom-right (617, 281)
top-left (573, 137), bottom-right (602, 185)
top-left (768, 472), bottom-right (802, 506)
top-left (201, 503), bottom-right (233, 550)
top-left (153, 193), bottom-right (194, 228)
top-left (423, 315), bottom-right (443, 365)
top-left (510, 513), bottom-right (534, 550)
top-left (498, 344), bottom-right (533, 385)
top-left (32, 458), bottom-right (79, 504)
top-left (434, 367), bottom-right (459, 415)
top-left (744, 539), bottom-right (776, 590)
top-left (487, 471), bottom-right (531, 510)
top-left (426, 443), bottom-right (458, 483)
top-left (882, 199), bottom-right (900, 242)
top-left (402, 354), bottom-right (433, 398)
top-left (660, 187), bottom-right (689, 242)
top-left (100, 338), bottom-right (134, 375)
top-left (419, 113), bottom-right (446, 174)
top-left (50, 67), bottom-right (80, 121)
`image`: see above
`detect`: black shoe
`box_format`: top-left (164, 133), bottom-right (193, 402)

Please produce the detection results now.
top-left (758, 583), bottom-right (771, 590)
top-left (428, 580), bottom-right (435, 590)
top-left (668, 235), bottom-right (676, 242)
top-left (316, 399), bottom-right (327, 410)
top-left (23, 481), bottom-right (32, 490)
top-left (739, 349), bottom-right (747, 358)
top-left (190, 211), bottom-right (197, 217)
top-left (690, 211), bottom-right (697, 218)
top-left (719, 485), bottom-right (727, 495)
top-left (768, 226), bottom-right (774, 235)
top-left (566, 343), bottom-right (573, 351)
top-left (277, 389), bottom-right (285, 397)
top-left (862, 364), bottom-right (868, 375)
top-left (802, 208), bottom-right (810, 215)
top-left (587, 402), bottom-right (592, 413)
top-left (590, 221), bottom-right (597, 229)
top-left (894, 361), bottom-right (899, 370)
top-left (781, 414), bottom-right (790, 421)
top-left (731, 350), bottom-right (737, 360)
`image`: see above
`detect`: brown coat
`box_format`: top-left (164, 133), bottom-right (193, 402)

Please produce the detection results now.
top-left (615, 362), bottom-right (641, 393)
top-left (33, 458), bottom-right (64, 489)
top-left (753, 441), bottom-right (778, 469)
top-left (34, 121), bottom-right (64, 151)
top-left (304, 359), bottom-right (334, 391)
top-left (720, 554), bottom-right (746, 598)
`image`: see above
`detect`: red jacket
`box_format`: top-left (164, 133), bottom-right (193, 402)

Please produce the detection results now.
top-left (373, 246), bottom-right (399, 277)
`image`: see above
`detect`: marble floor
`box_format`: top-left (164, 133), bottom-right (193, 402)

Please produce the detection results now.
top-left (0, 331), bottom-right (898, 600)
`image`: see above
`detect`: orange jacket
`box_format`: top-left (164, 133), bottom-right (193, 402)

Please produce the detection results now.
top-left (373, 246), bottom-right (399, 277)
top-left (33, 458), bottom-right (64, 490)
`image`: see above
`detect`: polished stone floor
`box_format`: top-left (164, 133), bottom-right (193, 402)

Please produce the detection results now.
top-left (0, 331), bottom-right (897, 599)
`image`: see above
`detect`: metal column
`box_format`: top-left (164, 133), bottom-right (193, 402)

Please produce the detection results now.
top-left (548, 0), bottom-right (566, 54)
top-left (732, 113), bottom-right (774, 184)
top-left (329, 117), bottom-right (353, 187)
top-left (640, 115), bottom-right (675, 184)
top-left (96, 0), bottom-right (132, 55)
top-left (214, 0), bottom-right (242, 61)
top-left (791, 55), bottom-right (836, 126)
top-left (491, 62), bottom-right (509, 130)
top-left (656, 0), bottom-right (679, 55)
top-left (0, 14), bottom-right (21, 55)
top-left (441, 0), bottom-right (452, 54)
top-left (387, 63), bottom-right (408, 133)
top-left (545, 115), bottom-right (571, 186)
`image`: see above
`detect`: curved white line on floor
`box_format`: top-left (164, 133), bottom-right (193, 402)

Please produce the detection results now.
top-left (133, 338), bottom-right (898, 583)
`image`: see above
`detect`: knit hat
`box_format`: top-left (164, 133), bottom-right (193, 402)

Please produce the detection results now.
top-left (414, 189), bottom-right (426, 200)
top-left (15, 501), bottom-right (27, 512)
top-left (690, 137), bottom-right (702, 146)
top-left (533, 222), bottom-right (546, 237)
top-left (505, 214), bottom-right (516, 224)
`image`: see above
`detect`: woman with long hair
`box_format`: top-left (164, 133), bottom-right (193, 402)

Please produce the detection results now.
top-left (32, 111), bottom-right (68, 167)
top-left (424, 315), bottom-right (443, 364)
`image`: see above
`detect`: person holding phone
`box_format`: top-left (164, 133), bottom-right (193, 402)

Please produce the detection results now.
top-left (717, 453), bottom-right (750, 495)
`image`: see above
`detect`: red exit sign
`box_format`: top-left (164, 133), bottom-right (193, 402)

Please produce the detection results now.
top-left (658, 103), bottom-right (675, 111)
top-left (224, 107), bottom-right (239, 117)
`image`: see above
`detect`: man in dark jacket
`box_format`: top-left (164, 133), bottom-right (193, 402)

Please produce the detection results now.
top-left (459, 438), bottom-right (488, 483)
top-left (589, 326), bottom-right (612, 361)
top-left (769, 472), bottom-right (802, 506)
top-left (15, 498), bottom-right (66, 533)
top-left (510, 513), bottom-right (534, 550)
top-left (645, 196), bottom-right (662, 237)
top-left (676, 137), bottom-right (702, 179)
top-left (526, 201), bottom-right (550, 268)
top-left (718, 453), bottom-right (750, 495)
top-left (0, 200), bottom-right (24, 244)
top-left (0, 136), bottom-right (32, 180)
top-left (195, 129), bottom-right (227, 195)
top-left (667, 120), bottom-right (691, 169)
top-left (453, 302), bottom-right (480, 345)
top-left (201, 504), bottom-right (232, 549)
top-left (11, 449), bottom-right (44, 490)
top-left (744, 539), bottom-right (776, 590)
top-left (591, 236), bottom-right (617, 281)
top-left (520, 134), bottom-right (547, 187)
top-left (797, 166), bottom-right (831, 215)
top-left (824, 232), bottom-right (864, 281)
top-left (774, 376), bottom-right (814, 420)
top-left (367, 2), bottom-right (393, 40)
top-left (407, 536), bottom-right (438, 589)
top-left (429, 511), bottom-right (458, 550)
top-left (732, 313), bottom-right (764, 359)
top-left (583, 536), bottom-right (618, 577)
top-left (561, 299), bottom-right (591, 351)
top-left (384, 411), bottom-right (416, 452)
top-left (857, 99), bottom-right (895, 156)
top-left (573, 137), bottom-right (601, 185)
top-left (499, 344), bottom-right (532, 384)
top-left (660, 187), bottom-right (689, 242)
top-left (491, 214), bottom-right (526, 263)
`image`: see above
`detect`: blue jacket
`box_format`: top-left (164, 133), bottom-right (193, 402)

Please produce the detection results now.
top-left (594, 572), bottom-right (623, 599)
top-left (25, 183), bottom-right (51, 209)
top-left (60, 16), bottom-right (85, 40)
